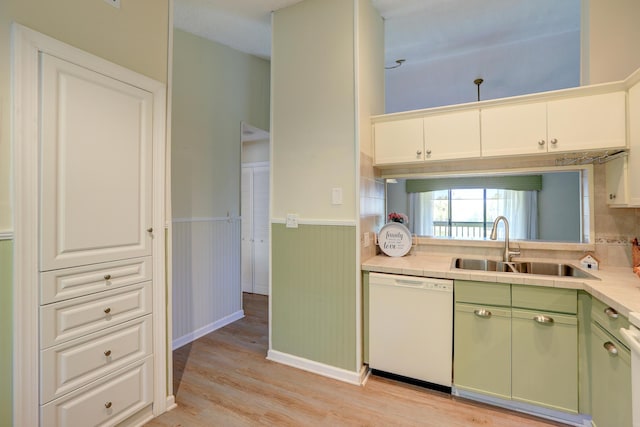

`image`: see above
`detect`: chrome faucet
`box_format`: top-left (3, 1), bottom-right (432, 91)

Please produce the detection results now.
top-left (490, 216), bottom-right (520, 262)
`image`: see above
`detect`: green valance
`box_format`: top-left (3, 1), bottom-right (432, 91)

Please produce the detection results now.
top-left (406, 175), bottom-right (542, 193)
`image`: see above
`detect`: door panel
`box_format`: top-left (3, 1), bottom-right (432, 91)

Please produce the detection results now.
top-left (40, 53), bottom-right (153, 271)
top-left (252, 167), bottom-right (269, 295)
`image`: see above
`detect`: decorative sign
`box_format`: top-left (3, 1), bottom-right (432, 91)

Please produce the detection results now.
top-left (378, 222), bottom-right (412, 257)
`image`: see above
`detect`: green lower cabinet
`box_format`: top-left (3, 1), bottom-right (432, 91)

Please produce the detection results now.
top-left (590, 322), bottom-right (632, 427)
top-left (511, 308), bottom-right (578, 413)
top-left (454, 303), bottom-right (511, 399)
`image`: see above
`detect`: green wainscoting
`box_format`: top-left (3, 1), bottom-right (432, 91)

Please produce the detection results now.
top-left (0, 239), bottom-right (13, 425)
top-left (272, 223), bottom-right (357, 372)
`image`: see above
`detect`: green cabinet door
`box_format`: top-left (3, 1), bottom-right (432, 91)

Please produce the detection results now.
top-left (454, 303), bottom-right (511, 399)
top-left (512, 308), bottom-right (578, 413)
top-left (591, 322), bottom-right (632, 427)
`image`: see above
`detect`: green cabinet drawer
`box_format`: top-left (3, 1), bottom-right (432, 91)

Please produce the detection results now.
top-left (454, 303), bottom-right (511, 399)
top-left (512, 284), bottom-right (577, 314)
top-left (591, 322), bottom-right (632, 427)
top-left (512, 308), bottom-right (578, 414)
top-left (455, 280), bottom-right (510, 306)
top-left (591, 297), bottom-right (629, 345)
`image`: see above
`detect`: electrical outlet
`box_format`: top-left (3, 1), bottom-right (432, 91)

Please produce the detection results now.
top-left (286, 213), bottom-right (299, 229)
top-left (104, 0), bottom-right (121, 9)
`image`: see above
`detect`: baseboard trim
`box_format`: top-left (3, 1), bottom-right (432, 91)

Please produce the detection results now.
top-left (165, 395), bottom-right (177, 412)
top-left (172, 310), bottom-right (244, 350)
top-left (266, 349), bottom-right (368, 386)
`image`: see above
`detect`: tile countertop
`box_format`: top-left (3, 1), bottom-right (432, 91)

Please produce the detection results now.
top-left (362, 253), bottom-right (640, 328)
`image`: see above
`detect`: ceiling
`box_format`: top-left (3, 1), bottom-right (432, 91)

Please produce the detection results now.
top-left (173, 0), bottom-right (580, 65)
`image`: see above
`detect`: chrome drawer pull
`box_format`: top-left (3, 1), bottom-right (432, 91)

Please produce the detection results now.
top-left (104, 307), bottom-right (111, 314)
top-left (104, 350), bottom-right (112, 357)
top-left (474, 309), bottom-right (492, 318)
top-left (604, 341), bottom-right (618, 356)
top-left (105, 401), bottom-right (112, 409)
top-left (104, 274), bottom-right (111, 280)
top-left (604, 307), bottom-right (618, 319)
top-left (533, 315), bottom-right (554, 324)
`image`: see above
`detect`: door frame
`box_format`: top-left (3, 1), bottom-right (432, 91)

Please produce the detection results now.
top-left (12, 24), bottom-right (170, 426)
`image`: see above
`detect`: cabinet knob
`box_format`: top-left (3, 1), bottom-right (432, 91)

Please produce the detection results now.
top-left (604, 307), bottom-right (619, 319)
top-left (104, 274), bottom-right (111, 280)
top-left (104, 307), bottom-right (111, 314)
top-left (426, 149), bottom-right (432, 155)
top-left (603, 341), bottom-right (618, 356)
top-left (104, 350), bottom-right (112, 357)
top-left (416, 150), bottom-right (422, 156)
top-left (533, 314), bottom-right (554, 324)
top-left (147, 227), bottom-right (153, 233)
top-left (550, 138), bottom-right (558, 145)
top-left (538, 140), bottom-right (545, 146)
top-left (105, 401), bottom-right (113, 409)
top-left (473, 308), bottom-right (492, 318)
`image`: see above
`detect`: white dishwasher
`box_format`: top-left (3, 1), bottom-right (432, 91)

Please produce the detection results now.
top-left (369, 272), bottom-right (453, 390)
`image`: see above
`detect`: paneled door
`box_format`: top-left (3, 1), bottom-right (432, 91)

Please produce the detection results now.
top-left (39, 53), bottom-right (153, 271)
top-left (241, 164), bottom-right (269, 295)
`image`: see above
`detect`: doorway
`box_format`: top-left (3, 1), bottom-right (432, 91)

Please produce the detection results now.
top-left (241, 123), bottom-right (270, 295)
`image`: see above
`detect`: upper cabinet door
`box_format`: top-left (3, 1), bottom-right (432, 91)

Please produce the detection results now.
top-left (547, 91), bottom-right (627, 152)
top-left (481, 102), bottom-right (547, 157)
top-left (425, 109), bottom-right (480, 161)
top-left (40, 53), bottom-right (153, 271)
top-left (373, 118), bottom-right (424, 165)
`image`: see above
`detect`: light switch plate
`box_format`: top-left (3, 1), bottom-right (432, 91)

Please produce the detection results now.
top-left (332, 187), bottom-right (343, 205)
top-left (286, 213), bottom-right (299, 228)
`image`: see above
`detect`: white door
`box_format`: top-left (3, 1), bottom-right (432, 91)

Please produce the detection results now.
top-left (39, 53), bottom-right (153, 271)
top-left (240, 164), bottom-right (269, 295)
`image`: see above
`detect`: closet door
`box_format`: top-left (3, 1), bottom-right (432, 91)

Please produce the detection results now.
top-left (252, 166), bottom-right (269, 295)
top-left (241, 167), bottom-right (254, 293)
top-left (39, 53), bottom-right (153, 271)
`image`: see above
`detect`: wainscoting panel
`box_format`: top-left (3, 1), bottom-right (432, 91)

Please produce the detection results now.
top-left (172, 218), bottom-right (243, 349)
top-left (271, 223), bottom-right (357, 372)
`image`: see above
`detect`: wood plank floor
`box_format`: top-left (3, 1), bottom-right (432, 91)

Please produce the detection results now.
top-left (146, 293), bottom-right (567, 427)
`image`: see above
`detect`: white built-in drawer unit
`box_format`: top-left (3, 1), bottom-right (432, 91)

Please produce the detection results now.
top-left (41, 355), bottom-right (153, 427)
top-left (40, 315), bottom-right (152, 404)
top-left (40, 281), bottom-right (152, 349)
top-left (40, 257), bottom-right (152, 305)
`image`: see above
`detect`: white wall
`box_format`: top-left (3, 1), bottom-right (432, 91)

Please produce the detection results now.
top-left (588, 0), bottom-right (640, 84)
top-left (242, 139), bottom-right (270, 164)
top-left (271, 0), bottom-right (357, 221)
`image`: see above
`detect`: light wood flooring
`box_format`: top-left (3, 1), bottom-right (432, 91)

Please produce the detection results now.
top-left (146, 293), bottom-right (567, 427)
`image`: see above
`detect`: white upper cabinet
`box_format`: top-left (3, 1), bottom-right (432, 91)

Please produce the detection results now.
top-left (546, 91), bottom-right (626, 152)
top-left (606, 80), bottom-right (640, 207)
top-left (373, 118), bottom-right (424, 165)
top-left (424, 109), bottom-right (480, 161)
top-left (481, 102), bottom-right (547, 157)
top-left (482, 91), bottom-right (627, 157)
top-left (40, 53), bottom-right (154, 271)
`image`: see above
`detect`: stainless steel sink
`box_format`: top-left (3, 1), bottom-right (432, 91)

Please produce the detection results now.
top-left (452, 258), bottom-right (597, 279)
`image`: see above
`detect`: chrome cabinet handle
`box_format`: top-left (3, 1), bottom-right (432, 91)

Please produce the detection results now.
top-left (604, 341), bottom-right (618, 356)
top-left (604, 307), bottom-right (618, 319)
top-left (104, 350), bottom-right (112, 357)
top-left (550, 138), bottom-right (558, 145)
top-left (105, 401), bottom-right (113, 409)
top-left (533, 315), bottom-right (554, 324)
top-left (538, 140), bottom-right (545, 146)
top-left (474, 308), bottom-right (492, 318)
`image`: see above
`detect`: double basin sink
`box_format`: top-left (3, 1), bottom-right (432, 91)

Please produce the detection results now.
top-left (452, 258), bottom-right (597, 279)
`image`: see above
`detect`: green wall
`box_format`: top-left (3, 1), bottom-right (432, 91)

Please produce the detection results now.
top-left (0, 240), bottom-right (12, 425)
top-left (272, 224), bottom-right (357, 371)
top-left (171, 29), bottom-right (270, 220)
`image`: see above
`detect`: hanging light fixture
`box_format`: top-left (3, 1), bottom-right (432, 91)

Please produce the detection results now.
top-left (474, 78), bottom-right (484, 101)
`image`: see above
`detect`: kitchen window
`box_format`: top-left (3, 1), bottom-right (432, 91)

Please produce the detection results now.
top-left (410, 188), bottom-right (538, 240)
